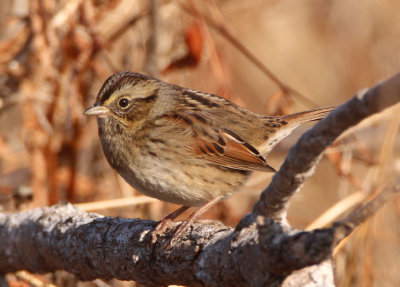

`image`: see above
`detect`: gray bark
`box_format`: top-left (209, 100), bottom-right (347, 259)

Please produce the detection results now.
top-left (0, 204), bottom-right (337, 286)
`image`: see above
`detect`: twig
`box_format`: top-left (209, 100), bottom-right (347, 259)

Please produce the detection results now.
top-left (305, 191), bottom-right (365, 230)
top-left (332, 177), bottom-right (400, 244)
top-left (74, 196), bottom-right (157, 211)
top-left (180, 3), bottom-right (319, 108)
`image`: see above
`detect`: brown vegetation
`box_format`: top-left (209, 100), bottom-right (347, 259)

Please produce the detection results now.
top-left (0, 1), bottom-right (399, 286)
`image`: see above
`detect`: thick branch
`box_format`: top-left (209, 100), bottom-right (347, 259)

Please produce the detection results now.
top-left (0, 204), bottom-right (337, 286)
top-left (1, 176), bottom-right (399, 287)
top-left (252, 73), bottom-right (400, 221)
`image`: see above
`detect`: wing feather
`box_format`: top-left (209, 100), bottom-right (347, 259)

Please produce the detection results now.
top-left (159, 111), bottom-right (275, 172)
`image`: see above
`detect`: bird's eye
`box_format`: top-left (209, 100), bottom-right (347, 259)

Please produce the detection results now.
top-left (118, 98), bottom-right (130, 109)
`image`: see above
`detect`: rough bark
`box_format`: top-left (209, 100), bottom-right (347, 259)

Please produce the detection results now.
top-left (1, 73), bottom-right (400, 286)
top-left (0, 204), bottom-right (337, 286)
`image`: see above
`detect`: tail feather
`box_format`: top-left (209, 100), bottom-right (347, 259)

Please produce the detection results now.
top-left (257, 106), bottom-right (336, 155)
top-left (279, 106), bottom-right (336, 125)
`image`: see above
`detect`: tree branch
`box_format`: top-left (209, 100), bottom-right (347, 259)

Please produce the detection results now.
top-left (0, 204), bottom-right (337, 286)
top-left (252, 73), bottom-right (400, 221)
top-left (1, 73), bottom-right (400, 286)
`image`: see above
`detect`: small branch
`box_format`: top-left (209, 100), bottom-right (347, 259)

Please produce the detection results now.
top-left (74, 195), bottom-right (157, 211)
top-left (332, 177), bottom-right (400, 243)
top-left (180, 3), bottom-right (318, 108)
top-left (252, 73), bottom-right (400, 221)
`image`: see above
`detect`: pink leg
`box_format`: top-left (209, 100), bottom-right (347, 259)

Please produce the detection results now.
top-left (152, 205), bottom-right (190, 243)
top-left (162, 196), bottom-right (224, 248)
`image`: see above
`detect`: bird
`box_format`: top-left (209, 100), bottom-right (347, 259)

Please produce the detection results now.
top-left (84, 71), bottom-right (334, 242)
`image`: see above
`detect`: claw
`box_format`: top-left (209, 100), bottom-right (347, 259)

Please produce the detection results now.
top-left (158, 196), bottom-right (225, 249)
top-left (150, 205), bottom-right (190, 244)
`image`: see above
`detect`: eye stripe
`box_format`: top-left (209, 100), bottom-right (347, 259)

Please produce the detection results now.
top-left (141, 93), bottom-right (158, 103)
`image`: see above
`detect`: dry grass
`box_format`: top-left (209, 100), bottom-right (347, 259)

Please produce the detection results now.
top-left (0, 0), bottom-right (399, 286)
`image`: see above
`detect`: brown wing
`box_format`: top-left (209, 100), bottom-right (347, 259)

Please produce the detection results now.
top-left (160, 111), bottom-right (276, 172)
top-left (195, 129), bottom-right (276, 172)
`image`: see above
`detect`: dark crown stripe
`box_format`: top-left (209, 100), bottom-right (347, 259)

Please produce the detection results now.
top-left (99, 77), bottom-right (135, 103)
top-left (97, 71), bottom-right (153, 103)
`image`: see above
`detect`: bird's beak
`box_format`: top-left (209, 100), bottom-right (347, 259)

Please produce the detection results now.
top-left (84, 105), bottom-right (108, 116)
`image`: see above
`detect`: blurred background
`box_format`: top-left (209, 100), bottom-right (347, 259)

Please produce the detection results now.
top-left (0, 0), bottom-right (399, 286)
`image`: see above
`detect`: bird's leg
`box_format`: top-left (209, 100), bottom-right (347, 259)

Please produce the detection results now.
top-left (152, 205), bottom-right (190, 243)
top-left (163, 196), bottom-right (224, 248)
